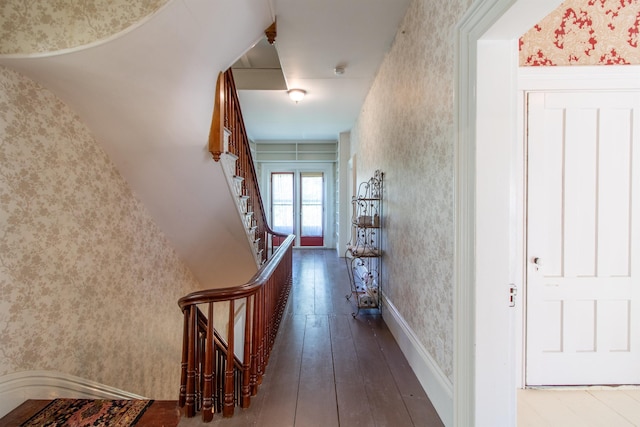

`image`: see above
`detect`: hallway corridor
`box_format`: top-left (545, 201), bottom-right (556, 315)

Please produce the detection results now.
top-left (180, 248), bottom-right (443, 426)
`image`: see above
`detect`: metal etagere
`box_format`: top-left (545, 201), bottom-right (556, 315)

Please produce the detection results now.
top-left (345, 170), bottom-right (383, 317)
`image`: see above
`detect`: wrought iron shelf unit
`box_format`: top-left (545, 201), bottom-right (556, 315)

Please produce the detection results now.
top-left (345, 170), bottom-right (383, 317)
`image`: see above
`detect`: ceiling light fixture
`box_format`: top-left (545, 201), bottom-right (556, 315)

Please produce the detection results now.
top-left (287, 89), bottom-right (306, 103)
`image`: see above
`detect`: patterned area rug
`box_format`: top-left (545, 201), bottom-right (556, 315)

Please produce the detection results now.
top-left (20, 399), bottom-right (153, 427)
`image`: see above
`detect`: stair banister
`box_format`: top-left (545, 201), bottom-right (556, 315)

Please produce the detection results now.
top-left (208, 71), bottom-right (225, 161)
top-left (210, 69), bottom-right (278, 264)
top-left (180, 62), bottom-right (292, 422)
top-left (178, 234), bottom-right (294, 421)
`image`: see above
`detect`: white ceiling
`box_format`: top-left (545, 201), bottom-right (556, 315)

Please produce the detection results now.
top-left (0, 0), bottom-right (410, 285)
top-left (239, 0), bottom-right (411, 142)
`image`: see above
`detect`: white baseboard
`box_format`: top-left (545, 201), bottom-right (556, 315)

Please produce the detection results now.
top-left (382, 296), bottom-right (453, 427)
top-left (0, 370), bottom-right (146, 418)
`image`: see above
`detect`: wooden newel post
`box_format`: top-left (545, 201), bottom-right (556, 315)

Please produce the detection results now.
top-left (209, 72), bottom-right (225, 161)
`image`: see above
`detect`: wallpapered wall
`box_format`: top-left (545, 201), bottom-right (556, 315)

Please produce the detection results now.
top-left (0, 65), bottom-right (201, 399)
top-left (520, 0), bottom-right (640, 65)
top-left (351, 0), bottom-right (638, 385)
top-left (351, 0), bottom-right (473, 383)
top-left (0, 0), bottom-right (168, 55)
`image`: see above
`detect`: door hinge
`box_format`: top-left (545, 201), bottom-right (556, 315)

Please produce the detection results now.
top-left (509, 284), bottom-right (518, 307)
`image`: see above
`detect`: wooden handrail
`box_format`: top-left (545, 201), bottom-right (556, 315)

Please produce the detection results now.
top-left (178, 235), bottom-right (293, 308)
top-left (209, 69), bottom-right (286, 263)
top-left (179, 234), bottom-right (294, 421)
top-left (180, 63), bottom-right (293, 422)
top-left (208, 72), bottom-right (225, 161)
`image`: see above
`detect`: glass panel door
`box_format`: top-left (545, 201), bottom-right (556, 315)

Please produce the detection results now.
top-left (271, 172), bottom-right (294, 246)
top-left (300, 172), bottom-right (324, 246)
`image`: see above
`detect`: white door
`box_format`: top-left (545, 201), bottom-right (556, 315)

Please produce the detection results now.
top-left (526, 90), bottom-right (640, 385)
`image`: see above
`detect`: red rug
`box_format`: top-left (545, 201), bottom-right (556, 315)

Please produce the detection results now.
top-left (20, 399), bottom-right (153, 427)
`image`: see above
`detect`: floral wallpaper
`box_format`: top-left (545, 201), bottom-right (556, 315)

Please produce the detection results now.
top-left (0, 65), bottom-right (201, 399)
top-left (351, 0), bottom-right (473, 383)
top-left (352, 0), bottom-right (639, 387)
top-left (0, 0), bottom-right (169, 55)
top-left (520, 0), bottom-right (640, 65)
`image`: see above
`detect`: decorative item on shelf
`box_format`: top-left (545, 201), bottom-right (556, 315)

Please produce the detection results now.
top-left (344, 169), bottom-right (383, 317)
top-left (357, 215), bottom-right (372, 226)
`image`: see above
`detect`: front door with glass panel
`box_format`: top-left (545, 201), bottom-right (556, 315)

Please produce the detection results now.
top-left (271, 172), bottom-right (294, 246)
top-left (299, 173), bottom-right (324, 246)
top-left (270, 171), bottom-right (324, 247)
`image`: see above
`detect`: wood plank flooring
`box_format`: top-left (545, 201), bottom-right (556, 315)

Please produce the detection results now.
top-left (179, 248), bottom-right (443, 426)
top-left (0, 249), bottom-right (441, 427)
top-left (10, 249), bottom-right (639, 426)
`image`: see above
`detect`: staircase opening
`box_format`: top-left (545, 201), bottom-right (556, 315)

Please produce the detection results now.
top-left (231, 36), bottom-right (287, 91)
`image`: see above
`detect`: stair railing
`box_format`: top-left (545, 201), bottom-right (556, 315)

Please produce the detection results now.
top-left (180, 65), bottom-right (293, 422)
top-left (210, 69), bottom-right (274, 262)
top-left (178, 233), bottom-right (294, 422)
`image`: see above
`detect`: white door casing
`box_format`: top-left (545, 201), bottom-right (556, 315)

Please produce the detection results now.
top-left (457, 0), bottom-right (638, 421)
top-left (260, 162), bottom-right (335, 248)
top-left (526, 89), bottom-right (640, 385)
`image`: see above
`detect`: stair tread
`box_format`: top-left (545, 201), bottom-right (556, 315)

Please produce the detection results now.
top-left (0, 400), bottom-right (180, 427)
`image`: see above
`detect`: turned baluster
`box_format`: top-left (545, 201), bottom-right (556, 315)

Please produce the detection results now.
top-left (185, 306), bottom-right (197, 417)
top-left (223, 300), bottom-right (235, 417)
top-left (250, 292), bottom-right (260, 395)
top-left (241, 296), bottom-right (253, 407)
top-left (179, 308), bottom-right (188, 407)
top-left (257, 288), bottom-right (266, 385)
top-left (267, 277), bottom-right (276, 354)
top-left (201, 302), bottom-right (215, 422)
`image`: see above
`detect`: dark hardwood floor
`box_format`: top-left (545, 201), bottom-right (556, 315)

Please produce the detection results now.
top-left (0, 249), bottom-right (442, 427)
top-left (180, 249), bottom-right (443, 426)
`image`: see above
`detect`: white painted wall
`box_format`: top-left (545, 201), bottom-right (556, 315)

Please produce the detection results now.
top-left (337, 132), bottom-right (352, 256)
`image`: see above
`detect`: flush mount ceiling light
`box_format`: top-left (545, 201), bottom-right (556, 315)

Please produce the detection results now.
top-left (287, 89), bottom-right (306, 103)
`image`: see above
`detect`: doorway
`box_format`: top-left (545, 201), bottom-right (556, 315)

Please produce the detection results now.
top-left (457, 0), bottom-right (640, 424)
top-left (265, 165), bottom-right (334, 248)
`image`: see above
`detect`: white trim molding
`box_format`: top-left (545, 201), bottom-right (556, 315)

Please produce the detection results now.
top-left (519, 65), bottom-right (640, 90)
top-left (454, 0), bottom-right (564, 425)
top-left (0, 370), bottom-right (147, 418)
top-left (382, 296), bottom-right (453, 427)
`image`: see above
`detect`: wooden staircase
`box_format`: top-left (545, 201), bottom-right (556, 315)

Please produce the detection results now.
top-left (220, 149), bottom-right (265, 266)
top-left (177, 68), bottom-right (293, 423)
top-left (1, 400), bottom-right (181, 426)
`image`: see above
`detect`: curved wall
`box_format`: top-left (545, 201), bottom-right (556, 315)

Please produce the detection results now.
top-left (0, 65), bottom-right (200, 401)
top-left (0, 0), bottom-right (169, 55)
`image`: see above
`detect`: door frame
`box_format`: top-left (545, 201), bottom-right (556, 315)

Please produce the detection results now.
top-left (299, 171), bottom-right (325, 246)
top-left (456, 1), bottom-right (640, 424)
top-left (517, 66), bottom-right (640, 387)
top-left (261, 162), bottom-right (335, 249)
top-left (455, 1), bottom-right (565, 425)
